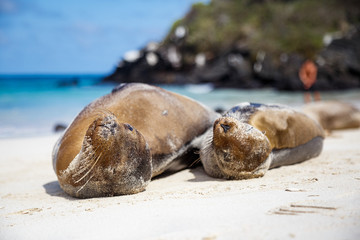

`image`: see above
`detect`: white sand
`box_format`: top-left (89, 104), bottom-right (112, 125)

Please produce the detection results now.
top-left (1, 129), bottom-right (360, 240)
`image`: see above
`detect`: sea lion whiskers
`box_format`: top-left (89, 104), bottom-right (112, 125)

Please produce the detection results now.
top-left (76, 174), bottom-right (95, 194)
top-left (74, 152), bottom-right (103, 184)
top-left (199, 129), bottom-right (213, 156)
top-left (189, 157), bottom-right (201, 168)
top-left (71, 144), bottom-right (102, 179)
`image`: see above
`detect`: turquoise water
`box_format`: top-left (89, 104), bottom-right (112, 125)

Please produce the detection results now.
top-left (1, 75), bottom-right (359, 138)
top-left (0, 75), bottom-right (112, 138)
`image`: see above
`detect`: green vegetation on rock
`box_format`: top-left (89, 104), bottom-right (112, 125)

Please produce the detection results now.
top-left (164, 0), bottom-right (359, 63)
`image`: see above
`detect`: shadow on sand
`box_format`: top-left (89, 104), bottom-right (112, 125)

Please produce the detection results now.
top-left (43, 181), bottom-right (75, 200)
top-left (43, 166), bottom-right (223, 199)
top-left (187, 166), bottom-right (225, 183)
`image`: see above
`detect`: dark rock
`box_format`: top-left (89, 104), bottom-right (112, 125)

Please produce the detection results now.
top-left (57, 78), bottom-right (79, 88)
top-left (191, 48), bottom-right (257, 88)
top-left (53, 123), bottom-right (67, 133)
top-left (214, 107), bottom-right (225, 114)
top-left (103, 44), bottom-right (180, 85)
top-left (316, 26), bottom-right (360, 89)
top-left (277, 54), bottom-right (306, 91)
top-left (103, 25), bottom-right (360, 91)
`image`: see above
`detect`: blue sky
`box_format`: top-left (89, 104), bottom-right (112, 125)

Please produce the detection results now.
top-left (0, 0), bottom-right (205, 74)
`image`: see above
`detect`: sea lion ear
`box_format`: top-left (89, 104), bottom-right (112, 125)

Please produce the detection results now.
top-left (57, 114), bottom-right (152, 198)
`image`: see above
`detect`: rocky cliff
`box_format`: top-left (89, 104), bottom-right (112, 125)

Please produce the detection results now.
top-left (103, 0), bottom-right (360, 90)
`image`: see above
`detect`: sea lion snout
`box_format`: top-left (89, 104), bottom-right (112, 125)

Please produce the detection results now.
top-left (92, 115), bottom-right (138, 142)
top-left (220, 124), bottom-right (231, 133)
top-left (92, 115), bottom-right (119, 139)
top-left (213, 117), bottom-right (238, 137)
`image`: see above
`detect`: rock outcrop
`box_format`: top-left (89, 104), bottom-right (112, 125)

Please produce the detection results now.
top-left (103, 0), bottom-right (360, 90)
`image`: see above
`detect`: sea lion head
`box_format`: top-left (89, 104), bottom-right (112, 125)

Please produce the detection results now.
top-left (59, 113), bottom-right (152, 198)
top-left (210, 116), bottom-right (272, 179)
top-left (87, 115), bottom-right (147, 159)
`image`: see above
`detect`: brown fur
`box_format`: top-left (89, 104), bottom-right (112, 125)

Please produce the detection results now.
top-left (53, 83), bottom-right (217, 197)
top-left (200, 103), bottom-right (325, 180)
top-left (58, 115), bottom-right (152, 197)
top-left (302, 101), bottom-right (360, 131)
top-left (55, 84), bottom-right (216, 176)
top-left (213, 117), bottom-right (271, 173)
top-left (249, 108), bottom-right (325, 149)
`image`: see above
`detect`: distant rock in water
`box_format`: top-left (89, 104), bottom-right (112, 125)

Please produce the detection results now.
top-left (53, 123), bottom-right (67, 133)
top-left (214, 107), bottom-right (225, 114)
top-left (103, 0), bottom-right (360, 91)
top-left (57, 78), bottom-right (79, 88)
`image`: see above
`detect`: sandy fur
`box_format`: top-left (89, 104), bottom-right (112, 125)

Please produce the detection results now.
top-left (52, 83), bottom-right (218, 197)
top-left (302, 100), bottom-right (360, 131)
top-left (200, 102), bottom-right (325, 180)
top-left (249, 107), bottom-right (325, 149)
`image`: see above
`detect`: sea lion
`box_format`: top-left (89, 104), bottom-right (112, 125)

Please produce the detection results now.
top-left (52, 83), bottom-right (218, 198)
top-left (302, 101), bottom-right (360, 131)
top-left (200, 102), bottom-right (325, 180)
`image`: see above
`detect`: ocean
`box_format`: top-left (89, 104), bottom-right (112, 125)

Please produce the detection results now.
top-left (1, 75), bottom-right (360, 139)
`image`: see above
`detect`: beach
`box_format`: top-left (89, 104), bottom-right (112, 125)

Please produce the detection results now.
top-left (2, 0), bottom-right (360, 238)
top-left (1, 128), bottom-right (359, 240)
top-left (1, 75), bottom-right (360, 139)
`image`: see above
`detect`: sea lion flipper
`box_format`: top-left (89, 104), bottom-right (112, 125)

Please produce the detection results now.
top-left (57, 114), bottom-right (152, 198)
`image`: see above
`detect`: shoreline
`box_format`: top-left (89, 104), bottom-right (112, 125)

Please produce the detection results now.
top-left (1, 86), bottom-right (360, 140)
top-left (1, 129), bottom-right (360, 239)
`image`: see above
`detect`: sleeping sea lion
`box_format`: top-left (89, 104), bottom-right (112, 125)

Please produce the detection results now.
top-left (52, 83), bottom-right (218, 198)
top-left (302, 101), bottom-right (360, 131)
top-left (200, 102), bottom-right (325, 180)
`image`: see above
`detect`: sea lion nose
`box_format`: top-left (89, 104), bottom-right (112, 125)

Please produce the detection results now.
top-left (220, 124), bottom-right (231, 133)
